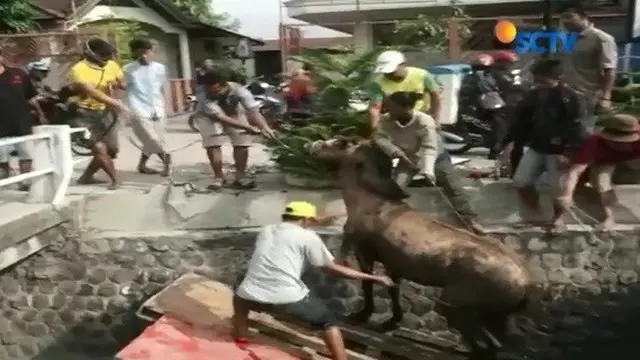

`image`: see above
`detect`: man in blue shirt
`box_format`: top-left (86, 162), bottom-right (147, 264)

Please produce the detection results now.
top-left (123, 38), bottom-right (171, 176)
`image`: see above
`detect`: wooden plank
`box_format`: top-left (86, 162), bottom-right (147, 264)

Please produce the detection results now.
top-left (341, 324), bottom-right (446, 360)
top-left (140, 273), bottom-right (236, 327)
top-left (251, 314), bottom-right (376, 360)
top-left (394, 328), bottom-right (469, 354)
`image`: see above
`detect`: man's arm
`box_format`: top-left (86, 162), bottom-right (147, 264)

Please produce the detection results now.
top-left (305, 233), bottom-right (389, 283)
top-left (562, 89), bottom-right (589, 153)
top-left (599, 34), bottom-right (618, 102)
top-left (372, 120), bottom-right (405, 158)
top-left (416, 113), bottom-right (439, 177)
top-left (237, 87), bottom-right (272, 131)
top-left (204, 102), bottom-right (257, 132)
top-left (22, 71), bottom-right (46, 123)
top-left (423, 71), bottom-right (442, 126)
top-left (367, 81), bottom-right (384, 129)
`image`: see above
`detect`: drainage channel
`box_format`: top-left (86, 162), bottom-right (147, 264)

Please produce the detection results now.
top-left (0, 230), bottom-right (640, 359)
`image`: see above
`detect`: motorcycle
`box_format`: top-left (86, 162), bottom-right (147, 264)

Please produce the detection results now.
top-left (443, 68), bottom-right (517, 156)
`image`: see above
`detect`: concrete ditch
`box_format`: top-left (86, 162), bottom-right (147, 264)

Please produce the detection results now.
top-left (0, 229), bottom-right (639, 360)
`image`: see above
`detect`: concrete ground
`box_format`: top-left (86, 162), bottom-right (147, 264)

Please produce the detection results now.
top-left (2, 115), bottom-right (639, 238)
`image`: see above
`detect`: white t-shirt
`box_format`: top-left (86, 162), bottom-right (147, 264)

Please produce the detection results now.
top-left (236, 222), bottom-right (334, 304)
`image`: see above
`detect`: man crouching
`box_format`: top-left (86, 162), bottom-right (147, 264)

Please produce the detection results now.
top-left (232, 201), bottom-right (394, 360)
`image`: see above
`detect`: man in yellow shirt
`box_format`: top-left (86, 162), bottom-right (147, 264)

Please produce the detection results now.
top-left (66, 38), bottom-right (129, 189)
top-left (368, 50), bottom-right (442, 129)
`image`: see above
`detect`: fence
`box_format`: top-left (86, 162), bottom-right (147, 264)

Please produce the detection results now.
top-left (0, 126), bottom-right (90, 206)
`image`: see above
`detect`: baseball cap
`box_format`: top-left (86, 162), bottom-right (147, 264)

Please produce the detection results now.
top-left (374, 50), bottom-right (406, 74)
top-left (283, 201), bottom-right (317, 219)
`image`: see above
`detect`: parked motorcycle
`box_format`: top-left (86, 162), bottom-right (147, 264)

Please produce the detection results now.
top-left (443, 54), bottom-right (519, 156)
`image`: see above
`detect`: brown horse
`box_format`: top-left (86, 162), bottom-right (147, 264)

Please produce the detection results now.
top-left (308, 137), bottom-right (539, 360)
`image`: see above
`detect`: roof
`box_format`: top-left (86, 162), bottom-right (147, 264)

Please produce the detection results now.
top-left (254, 36), bottom-right (353, 52)
top-left (29, 0), bottom-right (263, 44)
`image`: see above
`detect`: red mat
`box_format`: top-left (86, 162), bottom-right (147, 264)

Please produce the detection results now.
top-left (115, 316), bottom-right (301, 360)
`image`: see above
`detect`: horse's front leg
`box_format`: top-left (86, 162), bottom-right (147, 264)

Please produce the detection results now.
top-left (346, 238), bottom-right (375, 324)
top-left (378, 273), bottom-right (403, 331)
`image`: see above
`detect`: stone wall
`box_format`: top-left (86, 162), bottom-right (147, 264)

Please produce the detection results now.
top-left (1, 229), bottom-right (640, 360)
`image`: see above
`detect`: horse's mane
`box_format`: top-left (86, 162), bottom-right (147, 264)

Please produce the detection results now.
top-left (353, 144), bottom-right (409, 202)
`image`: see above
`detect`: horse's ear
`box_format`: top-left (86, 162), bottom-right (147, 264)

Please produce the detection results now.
top-left (356, 147), bottom-right (409, 201)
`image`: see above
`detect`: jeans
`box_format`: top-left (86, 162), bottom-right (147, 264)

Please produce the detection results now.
top-left (435, 151), bottom-right (477, 220)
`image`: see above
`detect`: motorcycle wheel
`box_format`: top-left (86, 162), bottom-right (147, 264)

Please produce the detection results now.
top-left (188, 114), bottom-right (199, 133)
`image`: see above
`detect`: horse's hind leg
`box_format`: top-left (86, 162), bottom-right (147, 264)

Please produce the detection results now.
top-left (347, 241), bottom-right (376, 324)
top-left (379, 272), bottom-right (403, 331)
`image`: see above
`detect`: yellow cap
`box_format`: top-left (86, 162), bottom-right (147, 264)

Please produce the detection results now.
top-left (283, 201), bottom-right (317, 218)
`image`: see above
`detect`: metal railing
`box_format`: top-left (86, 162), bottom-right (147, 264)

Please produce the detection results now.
top-left (0, 125), bottom-right (91, 206)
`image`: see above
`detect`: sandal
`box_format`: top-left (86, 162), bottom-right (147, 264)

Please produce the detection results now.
top-left (232, 178), bottom-right (256, 189)
top-left (206, 178), bottom-right (225, 191)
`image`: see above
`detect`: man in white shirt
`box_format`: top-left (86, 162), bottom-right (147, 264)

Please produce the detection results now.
top-left (233, 201), bottom-right (394, 360)
top-left (123, 38), bottom-right (171, 176)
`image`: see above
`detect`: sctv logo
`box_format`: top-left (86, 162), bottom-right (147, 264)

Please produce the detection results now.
top-left (494, 20), bottom-right (578, 54)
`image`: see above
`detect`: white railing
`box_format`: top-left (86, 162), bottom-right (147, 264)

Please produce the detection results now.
top-left (0, 125), bottom-right (90, 206)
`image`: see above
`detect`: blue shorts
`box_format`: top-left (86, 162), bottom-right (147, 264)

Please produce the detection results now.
top-left (239, 294), bottom-right (337, 331)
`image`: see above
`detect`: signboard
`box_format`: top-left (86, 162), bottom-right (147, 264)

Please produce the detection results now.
top-left (234, 38), bottom-right (252, 60)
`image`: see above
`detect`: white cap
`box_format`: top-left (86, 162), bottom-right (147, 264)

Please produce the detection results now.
top-left (374, 50), bottom-right (406, 74)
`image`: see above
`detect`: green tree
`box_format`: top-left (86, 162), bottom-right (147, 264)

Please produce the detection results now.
top-left (0, 0), bottom-right (37, 33)
top-left (390, 2), bottom-right (471, 50)
top-left (168, 0), bottom-right (239, 30)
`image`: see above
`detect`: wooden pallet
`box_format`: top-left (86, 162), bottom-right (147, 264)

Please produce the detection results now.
top-left (135, 273), bottom-right (467, 360)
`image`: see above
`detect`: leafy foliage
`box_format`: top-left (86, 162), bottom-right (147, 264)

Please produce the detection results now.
top-left (168, 0), bottom-right (239, 30)
top-left (390, 1), bottom-right (471, 49)
top-left (0, 0), bottom-right (37, 33)
top-left (80, 20), bottom-right (147, 63)
top-left (611, 73), bottom-right (640, 116)
top-left (264, 49), bottom-right (379, 179)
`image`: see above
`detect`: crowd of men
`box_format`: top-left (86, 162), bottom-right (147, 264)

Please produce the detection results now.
top-left (0, 2), bottom-right (639, 359)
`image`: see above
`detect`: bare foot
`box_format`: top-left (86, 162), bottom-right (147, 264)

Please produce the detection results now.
top-left (547, 220), bottom-right (568, 235)
top-left (595, 219), bottom-right (615, 232)
top-left (107, 181), bottom-right (121, 190)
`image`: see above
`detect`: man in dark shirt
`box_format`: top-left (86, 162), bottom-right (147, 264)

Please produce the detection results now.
top-left (0, 49), bottom-right (40, 187)
top-left (509, 59), bottom-right (587, 231)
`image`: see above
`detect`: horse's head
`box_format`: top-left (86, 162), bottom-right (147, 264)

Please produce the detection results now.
top-left (307, 136), bottom-right (365, 163)
top-left (308, 136), bottom-right (408, 201)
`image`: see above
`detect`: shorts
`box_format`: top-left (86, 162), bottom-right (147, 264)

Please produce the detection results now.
top-left (67, 108), bottom-right (120, 152)
top-left (512, 147), bottom-right (564, 194)
top-left (238, 294), bottom-right (337, 331)
top-left (197, 115), bottom-right (254, 148)
top-left (590, 158), bottom-right (640, 193)
top-left (0, 141), bottom-right (32, 163)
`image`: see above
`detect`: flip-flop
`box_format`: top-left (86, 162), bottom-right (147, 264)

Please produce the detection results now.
top-left (77, 178), bottom-right (108, 185)
top-left (206, 179), bottom-right (225, 191)
top-left (137, 167), bottom-right (158, 175)
top-left (232, 179), bottom-right (256, 189)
